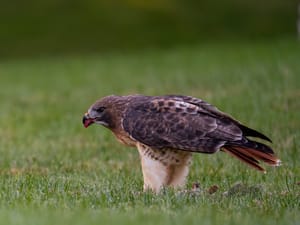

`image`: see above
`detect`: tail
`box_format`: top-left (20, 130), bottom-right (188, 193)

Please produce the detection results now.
top-left (222, 139), bottom-right (281, 172)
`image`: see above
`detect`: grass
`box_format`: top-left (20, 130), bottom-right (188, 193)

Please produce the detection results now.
top-left (0, 38), bottom-right (299, 224)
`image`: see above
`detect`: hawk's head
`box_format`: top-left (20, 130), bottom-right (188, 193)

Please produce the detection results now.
top-left (82, 97), bottom-right (114, 128)
top-left (82, 95), bottom-right (128, 129)
top-left (82, 106), bottom-right (108, 128)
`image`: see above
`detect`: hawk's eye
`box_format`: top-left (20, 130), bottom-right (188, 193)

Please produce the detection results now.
top-left (96, 107), bottom-right (106, 113)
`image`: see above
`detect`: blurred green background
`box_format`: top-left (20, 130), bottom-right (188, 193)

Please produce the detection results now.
top-left (0, 0), bottom-right (297, 58)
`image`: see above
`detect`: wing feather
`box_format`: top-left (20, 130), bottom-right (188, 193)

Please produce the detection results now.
top-left (122, 96), bottom-right (243, 153)
top-left (169, 95), bottom-right (272, 142)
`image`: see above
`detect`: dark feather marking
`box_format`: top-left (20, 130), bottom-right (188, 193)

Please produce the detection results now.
top-left (187, 107), bottom-right (195, 113)
top-left (168, 101), bottom-right (175, 107)
top-left (158, 101), bottom-right (164, 106)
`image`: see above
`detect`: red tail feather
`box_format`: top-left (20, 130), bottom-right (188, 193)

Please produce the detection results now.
top-left (223, 141), bottom-right (281, 172)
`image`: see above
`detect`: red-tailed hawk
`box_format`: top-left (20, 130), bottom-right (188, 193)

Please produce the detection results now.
top-left (82, 95), bottom-right (281, 193)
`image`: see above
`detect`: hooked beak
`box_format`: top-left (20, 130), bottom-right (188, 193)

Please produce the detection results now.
top-left (82, 112), bottom-right (95, 128)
